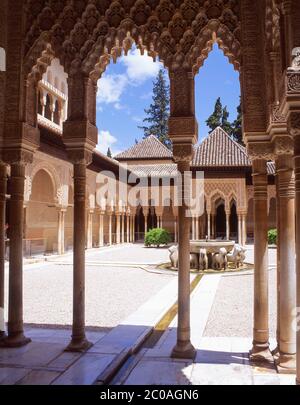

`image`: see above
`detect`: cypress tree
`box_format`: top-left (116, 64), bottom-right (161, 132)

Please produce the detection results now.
top-left (138, 69), bottom-right (171, 149)
top-left (206, 97), bottom-right (223, 133)
top-left (107, 147), bottom-right (112, 158)
top-left (231, 100), bottom-right (244, 145)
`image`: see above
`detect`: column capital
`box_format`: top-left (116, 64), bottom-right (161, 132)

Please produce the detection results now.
top-left (288, 112), bottom-right (300, 137)
top-left (169, 117), bottom-right (198, 145)
top-left (272, 134), bottom-right (294, 156)
top-left (247, 142), bottom-right (274, 161)
top-left (172, 143), bottom-right (194, 163)
top-left (2, 148), bottom-right (34, 166)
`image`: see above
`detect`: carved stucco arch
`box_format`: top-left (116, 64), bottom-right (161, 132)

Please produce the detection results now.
top-left (208, 190), bottom-right (228, 213)
top-left (27, 161), bottom-right (62, 205)
top-left (190, 19), bottom-right (241, 75)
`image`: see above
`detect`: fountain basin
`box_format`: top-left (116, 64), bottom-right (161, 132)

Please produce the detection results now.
top-left (190, 240), bottom-right (235, 254)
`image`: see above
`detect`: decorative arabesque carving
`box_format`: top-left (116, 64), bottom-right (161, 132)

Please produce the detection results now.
top-left (22, 0), bottom-right (242, 79)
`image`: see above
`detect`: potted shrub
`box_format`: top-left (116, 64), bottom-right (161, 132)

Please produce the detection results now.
top-left (144, 228), bottom-right (171, 248)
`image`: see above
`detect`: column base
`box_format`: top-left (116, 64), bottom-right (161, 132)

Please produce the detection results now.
top-left (276, 353), bottom-right (296, 374)
top-left (171, 340), bottom-right (196, 360)
top-left (65, 337), bottom-right (93, 353)
top-left (271, 345), bottom-right (280, 360)
top-left (249, 341), bottom-right (273, 363)
top-left (0, 332), bottom-right (31, 348)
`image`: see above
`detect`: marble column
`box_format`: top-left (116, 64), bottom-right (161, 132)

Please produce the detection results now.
top-left (174, 217), bottom-right (178, 243)
top-left (4, 162), bottom-right (31, 347)
top-left (207, 212), bottom-right (211, 240)
top-left (98, 211), bottom-right (104, 247)
top-left (276, 154), bottom-right (296, 371)
top-left (0, 163), bottom-right (7, 339)
top-left (195, 216), bottom-right (199, 240)
top-left (116, 214), bottom-right (121, 244)
top-left (66, 162), bottom-right (92, 352)
top-left (226, 211), bottom-right (230, 241)
top-left (57, 208), bottom-right (66, 255)
top-left (250, 158), bottom-right (271, 361)
top-left (144, 212), bottom-right (148, 236)
top-left (171, 159), bottom-right (196, 359)
top-left (86, 210), bottom-right (93, 249)
top-left (126, 214), bottom-right (130, 243)
top-left (131, 215), bottom-right (135, 242)
top-left (121, 214), bottom-right (125, 243)
top-left (191, 216), bottom-right (195, 240)
top-left (294, 127), bottom-right (300, 384)
top-left (242, 214), bottom-right (247, 246)
top-left (237, 214), bottom-right (242, 245)
top-left (274, 164), bottom-right (281, 358)
top-left (108, 213), bottom-right (112, 245)
top-left (211, 214), bottom-right (215, 239)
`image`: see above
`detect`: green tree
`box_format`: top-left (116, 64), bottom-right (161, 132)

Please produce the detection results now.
top-left (138, 69), bottom-right (171, 149)
top-left (221, 106), bottom-right (232, 134)
top-left (107, 147), bottom-right (112, 158)
top-left (206, 97), bottom-right (223, 133)
top-left (230, 99), bottom-right (244, 145)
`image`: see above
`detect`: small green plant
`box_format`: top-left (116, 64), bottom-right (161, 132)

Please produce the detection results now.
top-left (268, 229), bottom-right (277, 245)
top-left (144, 228), bottom-right (171, 248)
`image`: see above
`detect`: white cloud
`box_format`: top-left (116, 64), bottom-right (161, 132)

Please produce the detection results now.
top-left (96, 130), bottom-right (119, 155)
top-left (121, 48), bottom-right (161, 84)
top-left (97, 74), bottom-right (128, 105)
top-left (96, 47), bottom-right (163, 111)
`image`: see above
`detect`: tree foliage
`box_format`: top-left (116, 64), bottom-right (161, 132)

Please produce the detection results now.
top-left (138, 69), bottom-right (171, 149)
top-left (206, 97), bottom-right (244, 145)
top-left (144, 228), bottom-right (171, 248)
top-left (107, 147), bottom-right (112, 158)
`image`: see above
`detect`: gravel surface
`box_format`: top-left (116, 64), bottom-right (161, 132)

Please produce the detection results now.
top-left (4, 249), bottom-right (174, 328)
top-left (203, 268), bottom-right (277, 338)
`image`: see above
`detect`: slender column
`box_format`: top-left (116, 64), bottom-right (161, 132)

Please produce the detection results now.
top-left (195, 216), bottom-right (199, 240)
top-left (121, 214), bottom-right (125, 243)
top-left (3, 163), bottom-right (31, 347)
top-left (226, 211), bottom-right (230, 241)
top-left (144, 212), bottom-right (148, 236)
top-left (0, 163), bottom-right (7, 339)
top-left (98, 212), bottom-right (104, 247)
top-left (243, 214), bottom-right (247, 246)
top-left (86, 210), bottom-right (93, 249)
top-left (171, 159), bottom-right (196, 359)
top-left (66, 162), bottom-right (92, 352)
top-left (207, 212), bottom-right (211, 240)
top-left (116, 213), bottom-right (121, 244)
top-left (294, 129), bottom-right (300, 384)
top-left (274, 164), bottom-right (281, 358)
top-left (275, 154), bottom-right (296, 371)
top-left (131, 215), bottom-right (135, 242)
top-left (174, 217), bottom-right (178, 243)
top-left (108, 213), bottom-right (112, 245)
top-left (250, 158), bottom-right (271, 361)
top-left (191, 216), bottom-right (195, 240)
top-left (57, 208), bottom-right (66, 255)
top-left (237, 214), bottom-right (242, 245)
top-left (126, 214), bottom-right (130, 243)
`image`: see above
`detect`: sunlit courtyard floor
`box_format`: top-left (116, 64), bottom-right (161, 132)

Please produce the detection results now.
top-left (0, 243), bottom-right (295, 385)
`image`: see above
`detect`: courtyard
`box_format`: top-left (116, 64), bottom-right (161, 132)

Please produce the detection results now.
top-left (0, 243), bottom-right (294, 385)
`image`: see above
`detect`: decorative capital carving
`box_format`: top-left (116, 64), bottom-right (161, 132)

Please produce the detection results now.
top-left (247, 142), bottom-right (274, 161)
top-left (288, 112), bottom-right (300, 136)
top-left (286, 72), bottom-right (300, 93)
top-left (169, 116), bottom-right (198, 144)
top-left (3, 148), bottom-right (34, 165)
top-left (272, 135), bottom-right (294, 155)
top-left (172, 143), bottom-right (194, 163)
top-left (270, 104), bottom-right (287, 124)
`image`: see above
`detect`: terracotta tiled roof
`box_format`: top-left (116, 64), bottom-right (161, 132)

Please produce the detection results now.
top-left (192, 127), bottom-right (251, 167)
top-left (129, 163), bottom-right (178, 177)
top-left (114, 135), bottom-right (173, 160)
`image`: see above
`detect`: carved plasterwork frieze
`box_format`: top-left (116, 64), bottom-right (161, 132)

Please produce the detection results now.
top-left (247, 142), bottom-right (274, 161)
top-left (288, 112), bottom-right (300, 137)
top-left (272, 135), bottom-right (294, 156)
top-left (172, 143), bottom-right (194, 163)
top-left (286, 72), bottom-right (300, 94)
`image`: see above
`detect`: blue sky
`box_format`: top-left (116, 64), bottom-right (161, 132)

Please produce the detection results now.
top-left (96, 44), bottom-right (240, 156)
